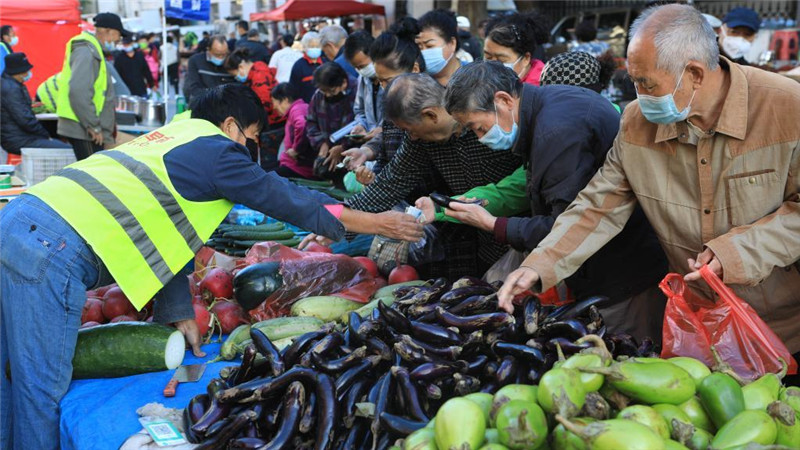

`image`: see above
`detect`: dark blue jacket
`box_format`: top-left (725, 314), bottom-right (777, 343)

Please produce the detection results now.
top-left (0, 73), bottom-right (50, 154)
top-left (289, 54), bottom-right (325, 103)
top-left (236, 40), bottom-right (270, 64)
top-left (505, 83), bottom-right (667, 302)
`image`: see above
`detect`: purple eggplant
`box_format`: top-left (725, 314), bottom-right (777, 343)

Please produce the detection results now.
top-left (311, 346), bottom-right (368, 373)
top-left (370, 372), bottom-right (392, 450)
top-left (409, 321), bottom-right (460, 346)
top-left (192, 379), bottom-right (231, 436)
top-left (491, 341), bottom-right (545, 367)
top-left (451, 276), bottom-right (492, 290)
top-left (391, 366), bottom-right (429, 422)
top-left (398, 334), bottom-right (462, 360)
top-left (379, 412), bottom-right (427, 436)
top-left (282, 330), bottom-right (327, 367)
top-left (447, 294), bottom-right (498, 316)
top-left (377, 300), bottom-right (411, 333)
top-left (422, 382), bottom-right (443, 400)
top-left (495, 356), bottom-right (518, 387)
top-left (545, 337), bottom-right (592, 355)
top-left (439, 286), bottom-right (495, 306)
top-left (463, 354), bottom-right (489, 375)
top-left (299, 390), bottom-right (316, 435)
top-left (335, 355), bottom-right (381, 397)
top-left (454, 373), bottom-right (481, 395)
top-left (250, 327), bottom-right (285, 377)
top-left (365, 337), bottom-right (392, 361)
top-left (229, 437), bottom-right (268, 448)
top-left (260, 381), bottom-right (304, 450)
top-left (195, 410), bottom-right (257, 450)
top-left (409, 362), bottom-right (458, 381)
top-left (539, 319), bottom-right (588, 340)
top-left (523, 296), bottom-right (541, 335)
top-left (434, 307), bottom-right (515, 332)
top-left (342, 379), bottom-right (370, 428)
top-left (310, 332), bottom-right (345, 356)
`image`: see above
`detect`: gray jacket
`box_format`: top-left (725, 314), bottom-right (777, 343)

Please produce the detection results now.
top-left (57, 34), bottom-right (116, 145)
top-left (353, 75), bottom-right (383, 132)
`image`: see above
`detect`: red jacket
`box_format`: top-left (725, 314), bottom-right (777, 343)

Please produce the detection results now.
top-left (246, 61), bottom-right (282, 125)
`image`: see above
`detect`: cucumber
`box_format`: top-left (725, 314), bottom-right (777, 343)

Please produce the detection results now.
top-left (289, 178), bottom-right (334, 188)
top-left (372, 280), bottom-right (429, 300)
top-left (346, 297), bottom-right (395, 322)
top-left (290, 296), bottom-right (363, 322)
top-left (72, 322), bottom-right (185, 379)
top-left (222, 230), bottom-right (296, 241)
top-left (232, 237), bottom-right (301, 249)
top-left (217, 222), bottom-right (286, 232)
top-left (251, 316), bottom-right (325, 341)
top-left (219, 324), bottom-right (251, 360)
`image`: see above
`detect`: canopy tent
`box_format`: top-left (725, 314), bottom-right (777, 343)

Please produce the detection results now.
top-left (250, 0), bottom-right (385, 22)
top-left (0, 0), bottom-right (81, 97)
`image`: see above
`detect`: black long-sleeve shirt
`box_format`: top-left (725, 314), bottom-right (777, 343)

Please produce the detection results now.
top-left (113, 50), bottom-right (154, 97)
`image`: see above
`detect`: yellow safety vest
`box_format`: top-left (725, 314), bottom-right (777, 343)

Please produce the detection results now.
top-left (36, 73), bottom-right (60, 113)
top-left (26, 119), bottom-right (234, 309)
top-left (56, 32), bottom-right (107, 122)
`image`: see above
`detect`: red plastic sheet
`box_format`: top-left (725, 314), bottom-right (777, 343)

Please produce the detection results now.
top-left (660, 265), bottom-right (798, 381)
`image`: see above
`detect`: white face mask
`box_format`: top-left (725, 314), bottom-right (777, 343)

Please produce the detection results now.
top-left (721, 28), bottom-right (752, 60)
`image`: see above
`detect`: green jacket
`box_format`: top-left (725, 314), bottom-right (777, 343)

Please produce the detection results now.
top-left (435, 165), bottom-right (529, 223)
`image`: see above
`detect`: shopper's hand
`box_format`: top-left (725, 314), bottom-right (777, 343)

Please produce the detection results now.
top-left (497, 267), bottom-right (540, 314)
top-left (684, 248), bottom-right (723, 282)
top-left (445, 200), bottom-right (497, 232)
top-left (355, 166), bottom-right (375, 185)
top-left (342, 147), bottom-right (371, 169)
top-left (414, 197), bottom-right (436, 225)
top-left (325, 145), bottom-right (344, 171)
top-left (286, 148), bottom-right (298, 160)
top-left (349, 124), bottom-right (367, 143)
top-left (88, 128), bottom-right (104, 146)
top-left (299, 233), bottom-right (334, 250)
top-left (174, 318), bottom-right (206, 357)
top-left (377, 210), bottom-right (425, 242)
top-left (318, 142), bottom-right (330, 158)
top-left (364, 126), bottom-right (382, 141)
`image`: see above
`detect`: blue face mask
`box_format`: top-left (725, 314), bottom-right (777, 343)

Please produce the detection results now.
top-left (305, 48), bottom-right (322, 60)
top-left (235, 73), bottom-right (248, 83)
top-left (479, 104), bottom-right (518, 151)
top-left (103, 41), bottom-right (116, 52)
top-left (421, 47), bottom-right (452, 75)
top-left (208, 55), bottom-right (225, 66)
top-left (636, 66), bottom-right (696, 125)
top-left (23, 71), bottom-right (32, 82)
top-left (9, 36), bottom-right (19, 47)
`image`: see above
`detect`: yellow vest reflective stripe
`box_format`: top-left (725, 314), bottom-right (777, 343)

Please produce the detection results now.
top-left (26, 119), bottom-right (234, 309)
top-left (37, 73), bottom-right (59, 113)
top-left (56, 32), bottom-right (107, 121)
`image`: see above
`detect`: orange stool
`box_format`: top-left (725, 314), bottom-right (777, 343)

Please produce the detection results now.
top-left (770, 30), bottom-right (799, 61)
top-left (6, 153), bottom-right (21, 165)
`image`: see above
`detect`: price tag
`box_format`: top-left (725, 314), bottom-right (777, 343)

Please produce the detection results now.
top-left (138, 417), bottom-right (186, 447)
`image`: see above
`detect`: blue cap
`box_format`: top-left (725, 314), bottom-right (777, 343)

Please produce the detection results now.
top-left (723, 7), bottom-right (760, 32)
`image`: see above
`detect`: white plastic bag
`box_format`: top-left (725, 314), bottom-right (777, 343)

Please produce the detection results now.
top-left (483, 248), bottom-right (527, 284)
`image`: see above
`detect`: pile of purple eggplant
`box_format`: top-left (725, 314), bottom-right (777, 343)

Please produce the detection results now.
top-left (182, 276), bottom-right (659, 449)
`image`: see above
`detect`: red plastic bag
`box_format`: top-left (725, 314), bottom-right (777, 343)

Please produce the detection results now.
top-left (244, 242), bottom-right (380, 321)
top-left (660, 265), bottom-right (798, 381)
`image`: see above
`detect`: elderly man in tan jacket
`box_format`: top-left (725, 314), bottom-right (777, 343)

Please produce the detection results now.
top-left (498, 3), bottom-right (800, 355)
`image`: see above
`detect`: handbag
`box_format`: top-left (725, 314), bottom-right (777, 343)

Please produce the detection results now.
top-left (368, 236), bottom-right (410, 276)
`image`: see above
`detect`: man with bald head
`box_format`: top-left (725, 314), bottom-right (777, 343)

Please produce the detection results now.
top-left (498, 4), bottom-right (800, 358)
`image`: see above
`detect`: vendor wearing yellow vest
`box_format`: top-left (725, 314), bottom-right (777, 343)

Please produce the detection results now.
top-left (0, 83), bottom-right (423, 450)
top-left (56, 13), bottom-right (127, 161)
top-left (35, 73), bottom-right (60, 113)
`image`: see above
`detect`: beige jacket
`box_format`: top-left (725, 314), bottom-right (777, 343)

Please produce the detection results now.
top-left (522, 58), bottom-right (800, 352)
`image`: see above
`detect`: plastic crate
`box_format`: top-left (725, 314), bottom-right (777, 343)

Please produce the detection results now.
top-left (20, 147), bottom-right (76, 186)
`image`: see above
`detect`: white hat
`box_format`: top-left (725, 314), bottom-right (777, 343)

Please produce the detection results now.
top-left (457, 16), bottom-right (470, 29)
top-left (702, 13), bottom-right (722, 29)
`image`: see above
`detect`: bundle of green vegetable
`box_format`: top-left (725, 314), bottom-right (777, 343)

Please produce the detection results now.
top-left (204, 222), bottom-right (302, 256)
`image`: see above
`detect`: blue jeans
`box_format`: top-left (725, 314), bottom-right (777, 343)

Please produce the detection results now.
top-left (0, 194), bottom-right (100, 450)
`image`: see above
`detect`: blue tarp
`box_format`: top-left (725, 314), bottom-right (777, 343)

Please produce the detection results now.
top-left (60, 340), bottom-right (231, 449)
top-left (164, 0), bottom-right (211, 21)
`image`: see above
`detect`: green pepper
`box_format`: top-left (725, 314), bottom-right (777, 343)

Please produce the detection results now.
top-left (710, 410), bottom-right (777, 449)
top-left (617, 405), bottom-right (670, 439)
top-left (697, 372), bottom-right (745, 429)
top-left (768, 401), bottom-right (800, 447)
top-left (678, 397), bottom-right (715, 433)
top-left (652, 404), bottom-right (692, 437)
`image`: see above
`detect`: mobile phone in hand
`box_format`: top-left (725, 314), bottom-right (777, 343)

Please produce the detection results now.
top-left (430, 193), bottom-right (487, 208)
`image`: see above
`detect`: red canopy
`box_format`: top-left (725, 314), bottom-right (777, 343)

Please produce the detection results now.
top-left (1, 0), bottom-right (81, 22)
top-left (251, 0), bottom-right (385, 22)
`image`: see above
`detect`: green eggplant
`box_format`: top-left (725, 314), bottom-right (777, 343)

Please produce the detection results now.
top-left (678, 397), bottom-right (716, 433)
top-left (551, 417), bottom-right (596, 450)
top-left (465, 393), bottom-right (495, 427)
top-left (484, 428), bottom-right (500, 444)
top-left (667, 357), bottom-right (711, 387)
top-left (478, 445), bottom-right (510, 450)
top-left (768, 401), bottom-right (800, 447)
top-left (617, 405), bottom-right (670, 439)
top-left (697, 372), bottom-right (745, 429)
top-left (403, 428), bottom-right (437, 450)
top-left (490, 385), bottom-right (538, 426)
top-left (664, 440), bottom-right (690, 450)
top-left (425, 418), bottom-right (435, 429)
top-left (435, 397), bottom-right (486, 450)
top-left (557, 353), bottom-right (607, 393)
top-left (584, 360), bottom-right (695, 405)
top-left (652, 404), bottom-right (692, 437)
top-left (598, 381), bottom-right (630, 411)
top-left (495, 400), bottom-right (548, 450)
top-left (779, 386), bottom-right (800, 416)
top-left (744, 382), bottom-right (778, 411)
top-left (710, 410), bottom-right (778, 449)
top-left (554, 416), bottom-right (666, 450)
top-left (684, 427), bottom-right (714, 450)
top-left (537, 368), bottom-right (586, 419)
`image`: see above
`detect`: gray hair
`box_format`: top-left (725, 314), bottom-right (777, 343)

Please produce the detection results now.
top-left (384, 73), bottom-right (446, 124)
top-left (301, 31), bottom-right (320, 49)
top-left (629, 4), bottom-right (719, 77)
top-left (319, 25), bottom-right (348, 48)
top-left (444, 60), bottom-right (523, 114)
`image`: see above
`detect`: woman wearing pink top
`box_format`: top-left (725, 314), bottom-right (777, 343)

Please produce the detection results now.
top-left (271, 83), bottom-right (316, 179)
top-left (482, 12), bottom-right (550, 86)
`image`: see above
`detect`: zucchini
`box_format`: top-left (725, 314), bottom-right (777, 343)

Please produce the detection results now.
top-left (222, 230), bottom-right (296, 241)
top-left (72, 322), bottom-right (185, 379)
top-left (290, 296), bottom-right (363, 322)
top-left (219, 324), bottom-right (252, 360)
top-left (217, 222), bottom-right (286, 232)
top-left (251, 316), bottom-right (325, 341)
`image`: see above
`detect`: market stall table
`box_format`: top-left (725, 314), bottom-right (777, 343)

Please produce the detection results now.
top-left (60, 340), bottom-right (229, 449)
